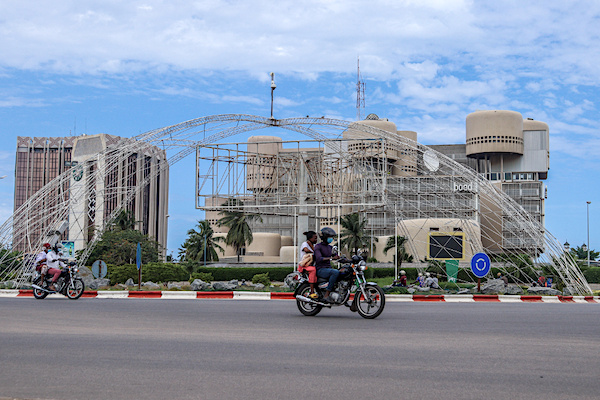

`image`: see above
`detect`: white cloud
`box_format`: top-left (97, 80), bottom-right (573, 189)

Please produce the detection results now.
top-left (0, 96), bottom-right (47, 107)
top-left (221, 95), bottom-right (263, 105)
top-left (0, 0), bottom-right (595, 81)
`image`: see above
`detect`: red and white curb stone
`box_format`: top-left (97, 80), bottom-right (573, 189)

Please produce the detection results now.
top-left (1, 289), bottom-right (599, 303)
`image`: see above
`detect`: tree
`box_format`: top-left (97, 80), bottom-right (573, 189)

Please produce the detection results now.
top-left (179, 220), bottom-right (224, 264)
top-left (83, 229), bottom-right (161, 265)
top-left (110, 209), bottom-right (137, 231)
top-left (570, 245), bottom-right (599, 262)
top-left (217, 199), bottom-right (262, 262)
top-left (383, 235), bottom-right (413, 270)
top-left (0, 246), bottom-right (22, 277)
top-left (340, 213), bottom-right (370, 254)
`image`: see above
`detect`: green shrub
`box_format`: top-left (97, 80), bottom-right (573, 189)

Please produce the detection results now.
top-left (584, 267), bottom-right (600, 283)
top-left (252, 273), bottom-right (271, 286)
top-left (189, 272), bottom-right (214, 283)
top-left (372, 267), bottom-right (419, 280)
top-left (384, 286), bottom-right (409, 294)
top-left (195, 266), bottom-right (294, 281)
top-left (107, 263), bottom-right (188, 284)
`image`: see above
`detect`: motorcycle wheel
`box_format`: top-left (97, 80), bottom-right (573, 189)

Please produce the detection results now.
top-left (295, 283), bottom-right (322, 316)
top-left (356, 284), bottom-right (385, 319)
top-left (65, 278), bottom-right (85, 300)
top-left (32, 277), bottom-right (48, 300)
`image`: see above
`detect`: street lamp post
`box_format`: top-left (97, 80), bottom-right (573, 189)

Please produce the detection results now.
top-left (586, 201), bottom-right (591, 268)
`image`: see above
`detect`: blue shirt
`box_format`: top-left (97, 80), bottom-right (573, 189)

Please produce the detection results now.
top-left (314, 242), bottom-right (334, 270)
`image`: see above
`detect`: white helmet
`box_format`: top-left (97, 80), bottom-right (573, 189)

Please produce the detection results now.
top-left (418, 272), bottom-right (423, 277)
top-left (400, 270), bottom-right (406, 275)
top-left (425, 272), bottom-right (431, 277)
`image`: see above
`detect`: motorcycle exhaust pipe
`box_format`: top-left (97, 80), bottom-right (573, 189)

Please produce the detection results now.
top-left (296, 295), bottom-right (331, 307)
top-left (32, 284), bottom-right (53, 293)
top-left (32, 284), bottom-right (48, 292)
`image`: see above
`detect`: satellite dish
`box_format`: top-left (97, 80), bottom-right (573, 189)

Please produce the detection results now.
top-left (423, 150), bottom-right (440, 172)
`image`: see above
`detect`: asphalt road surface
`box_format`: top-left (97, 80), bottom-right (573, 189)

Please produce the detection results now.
top-left (1, 298), bottom-right (599, 400)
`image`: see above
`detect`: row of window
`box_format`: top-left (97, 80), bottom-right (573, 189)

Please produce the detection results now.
top-left (486, 172), bottom-right (536, 181)
top-left (467, 135), bottom-right (523, 145)
top-left (430, 227), bottom-right (463, 232)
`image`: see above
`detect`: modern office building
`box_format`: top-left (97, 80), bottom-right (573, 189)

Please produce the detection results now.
top-left (14, 134), bottom-right (169, 255)
top-left (202, 110), bottom-right (549, 263)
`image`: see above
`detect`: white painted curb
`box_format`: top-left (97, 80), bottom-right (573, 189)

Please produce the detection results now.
top-left (233, 291), bottom-right (271, 300)
top-left (96, 290), bottom-right (129, 299)
top-left (161, 291), bottom-right (197, 300)
top-left (540, 296), bottom-right (561, 303)
top-left (386, 294), bottom-right (414, 302)
top-left (444, 295), bottom-right (474, 302)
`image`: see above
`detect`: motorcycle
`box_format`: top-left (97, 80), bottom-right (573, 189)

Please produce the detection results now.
top-left (294, 249), bottom-right (385, 319)
top-left (31, 260), bottom-right (85, 300)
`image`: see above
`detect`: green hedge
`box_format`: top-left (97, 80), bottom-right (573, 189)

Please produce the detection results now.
top-left (196, 267), bottom-right (294, 282)
top-left (107, 263), bottom-right (595, 285)
top-left (107, 263), bottom-right (296, 284)
top-left (108, 263), bottom-right (188, 284)
top-left (584, 267), bottom-right (600, 283)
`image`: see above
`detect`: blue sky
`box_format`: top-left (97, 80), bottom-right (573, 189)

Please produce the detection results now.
top-left (0, 0), bottom-right (598, 256)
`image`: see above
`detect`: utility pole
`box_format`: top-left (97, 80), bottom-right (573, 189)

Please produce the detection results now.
top-left (356, 57), bottom-right (365, 121)
top-left (270, 72), bottom-right (276, 119)
top-left (587, 201), bottom-right (591, 267)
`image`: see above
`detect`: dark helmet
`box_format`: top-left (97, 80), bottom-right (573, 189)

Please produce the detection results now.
top-left (320, 227), bottom-right (336, 239)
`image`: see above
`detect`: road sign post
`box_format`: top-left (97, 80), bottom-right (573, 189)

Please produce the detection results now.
top-left (471, 252), bottom-right (491, 293)
top-left (136, 242), bottom-right (142, 290)
top-left (91, 260), bottom-right (107, 279)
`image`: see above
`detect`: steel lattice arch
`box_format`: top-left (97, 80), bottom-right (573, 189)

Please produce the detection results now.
top-left (0, 114), bottom-right (591, 294)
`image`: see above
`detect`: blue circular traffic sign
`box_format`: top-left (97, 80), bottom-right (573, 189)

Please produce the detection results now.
top-left (471, 253), bottom-right (491, 278)
top-left (92, 260), bottom-right (108, 279)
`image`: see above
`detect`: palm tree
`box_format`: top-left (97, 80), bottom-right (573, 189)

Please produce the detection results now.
top-left (340, 213), bottom-right (369, 254)
top-left (179, 220), bottom-right (224, 265)
top-left (570, 245), bottom-right (599, 262)
top-left (110, 209), bottom-right (137, 231)
top-left (217, 199), bottom-right (262, 262)
top-left (383, 235), bottom-right (413, 270)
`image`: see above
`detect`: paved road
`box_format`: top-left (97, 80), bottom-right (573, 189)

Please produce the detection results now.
top-left (1, 298), bottom-right (599, 400)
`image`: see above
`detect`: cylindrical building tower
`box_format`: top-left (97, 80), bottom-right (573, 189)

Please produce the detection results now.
top-left (246, 136), bottom-right (282, 192)
top-left (466, 110), bottom-right (524, 157)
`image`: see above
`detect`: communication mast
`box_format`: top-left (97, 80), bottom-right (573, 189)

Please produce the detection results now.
top-left (356, 57), bottom-right (365, 121)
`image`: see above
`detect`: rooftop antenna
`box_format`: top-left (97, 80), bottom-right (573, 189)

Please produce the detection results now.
top-left (270, 72), bottom-right (276, 119)
top-left (356, 57), bottom-right (365, 121)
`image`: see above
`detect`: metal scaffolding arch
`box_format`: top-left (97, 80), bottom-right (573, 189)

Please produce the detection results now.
top-left (0, 114), bottom-right (590, 295)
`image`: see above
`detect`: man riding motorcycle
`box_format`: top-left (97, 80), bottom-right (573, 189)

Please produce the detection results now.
top-left (313, 227), bottom-right (340, 303)
top-left (35, 243), bottom-right (52, 290)
top-left (36, 243), bottom-right (64, 292)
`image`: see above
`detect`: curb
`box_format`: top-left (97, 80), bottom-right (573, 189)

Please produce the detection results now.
top-left (1, 289), bottom-right (598, 303)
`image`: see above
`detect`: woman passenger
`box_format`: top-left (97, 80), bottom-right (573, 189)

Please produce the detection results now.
top-left (298, 231), bottom-right (318, 298)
